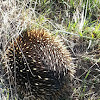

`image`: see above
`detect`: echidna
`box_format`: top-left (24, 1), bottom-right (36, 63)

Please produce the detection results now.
top-left (4, 29), bottom-right (75, 100)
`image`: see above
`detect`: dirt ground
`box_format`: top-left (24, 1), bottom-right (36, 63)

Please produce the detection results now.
top-left (62, 34), bottom-right (100, 99)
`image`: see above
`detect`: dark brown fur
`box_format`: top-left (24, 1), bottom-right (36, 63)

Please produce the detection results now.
top-left (5, 29), bottom-right (75, 100)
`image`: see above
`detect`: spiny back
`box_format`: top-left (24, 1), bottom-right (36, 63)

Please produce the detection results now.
top-left (5, 29), bottom-right (74, 100)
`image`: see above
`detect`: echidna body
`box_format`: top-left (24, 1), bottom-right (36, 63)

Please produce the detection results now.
top-left (5, 29), bottom-right (74, 100)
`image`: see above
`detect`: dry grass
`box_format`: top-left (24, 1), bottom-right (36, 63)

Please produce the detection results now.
top-left (0, 0), bottom-right (100, 100)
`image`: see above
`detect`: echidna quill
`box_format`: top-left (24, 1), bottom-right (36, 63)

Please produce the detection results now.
top-left (4, 29), bottom-right (75, 100)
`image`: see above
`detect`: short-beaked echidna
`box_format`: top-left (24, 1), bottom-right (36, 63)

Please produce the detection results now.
top-left (4, 29), bottom-right (75, 100)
